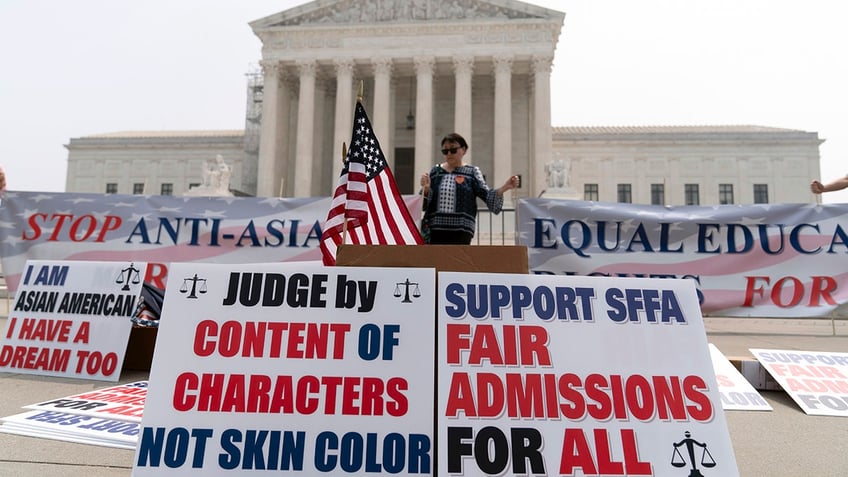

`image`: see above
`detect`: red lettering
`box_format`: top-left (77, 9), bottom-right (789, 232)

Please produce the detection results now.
top-left (48, 214), bottom-right (74, 241)
top-left (143, 263), bottom-right (169, 290)
top-left (96, 215), bottom-right (122, 241)
top-left (771, 276), bottom-right (804, 307)
top-left (744, 275), bottom-right (839, 308)
top-left (445, 372), bottom-right (477, 417)
top-left (560, 428), bottom-right (597, 475)
top-left (192, 320), bottom-right (349, 359)
top-left (810, 275), bottom-right (838, 306)
top-left (23, 213), bottom-right (48, 240)
top-left (560, 428), bottom-right (652, 476)
top-left (682, 375), bottom-right (712, 421)
top-left (446, 323), bottom-right (551, 366)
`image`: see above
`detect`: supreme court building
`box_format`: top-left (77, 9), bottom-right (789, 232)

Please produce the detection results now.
top-left (65, 0), bottom-right (823, 205)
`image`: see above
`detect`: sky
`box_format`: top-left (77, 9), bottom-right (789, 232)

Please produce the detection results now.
top-left (2, 0), bottom-right (847, 201)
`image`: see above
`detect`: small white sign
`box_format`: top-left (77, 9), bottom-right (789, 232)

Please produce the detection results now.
top-left (0, 260), bottom-right (146, 381)
top-left (23, 380), bottom-right (147, 422)
top-left (751, 348), bottom-right (848, 417)
top-left (708, 343), bottom-right (772, 411)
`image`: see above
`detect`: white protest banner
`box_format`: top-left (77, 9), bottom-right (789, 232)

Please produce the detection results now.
top-left (0, 410), bottom-right (139, 449)
top-left (708, 344), bottom-right (772, 411)
top-left (0, 260), bottom-right (145, 381)
top-left (0, 191), bottom-right (422, 294)
top-left (519, 198), bottom-right (848, 317)
top-left (133, 262), bottom-right (435, 475)
top-left (750, 348), bottom-right (848, 417)
top-left (23, 380), bottom-right (147, 421)
top-left (438, 272), bottom-right (738, 476)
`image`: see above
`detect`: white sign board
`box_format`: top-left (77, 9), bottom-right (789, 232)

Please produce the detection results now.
top-left (133, 262), bottom-right (435, 475)
top-left (23, 381), bottom-right (147, 422)
top-left (0, 410), bottom-right (139, 449)
top-left (438, 273), bottom-right (739, 477)
top-left (750, 348), bottom-right (848, 417)
top-left (708, 343), bottom-right (772, 411)
top-left (0, 260), bottom-right (145, 381)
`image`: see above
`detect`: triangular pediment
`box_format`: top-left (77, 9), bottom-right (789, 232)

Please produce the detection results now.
top-left (251, 0), bottom-right (563, 29)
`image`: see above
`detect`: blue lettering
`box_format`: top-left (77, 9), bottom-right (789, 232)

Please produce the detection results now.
top-left (532, 218), bottom-right (557, 248)
top-left (235, 221), bottom-right (261, 247)
top-left (828, 224), bottom-right (848, 253)
top-left (264, 219), bottom-right (285, 246)
top-left (697, 223), bottom-right (721, 253)
top-left (726, 223), bottom-right (754, 253)
top-left (444, 283), bottom-right (467, 318)
top-left (625, 223), bottom-right (654, 252)
top-left (561, 220), bottom-right (591, 257)
top-left (790, 223), bottom-right (821, 254)
top-left (759, 224), bottom-right (785, 255)
top-left (606, 288), bottom-right (686, 323)
top-left (596, 221), bottom-right (622, 252)
top-left (137, 427), bottom-right (212, 469)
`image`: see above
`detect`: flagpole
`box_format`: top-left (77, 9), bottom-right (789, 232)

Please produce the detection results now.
top-left (342, 79), bottom-right (362, 248)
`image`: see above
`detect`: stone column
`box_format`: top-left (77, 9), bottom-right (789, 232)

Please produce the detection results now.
top-left (372, 58), bottom-right (393, 168)
top-left (453, 55), bottom-right (474, 144)
top-left (414, 56), bottom-right (435, 177)
top-left (257, 61), bottom-right (281, 197)
top-left (294, 59), bottom-right (317, 197)
top-left (493, 55), bottom-right (513, 188)
top-left (332, 59), bottom-right (354, 185)
top-left (532, 55), bottom-right (553, 198)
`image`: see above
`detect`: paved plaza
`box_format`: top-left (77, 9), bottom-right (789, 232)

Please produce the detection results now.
top-left (0, 316), bottom-right (846, 476)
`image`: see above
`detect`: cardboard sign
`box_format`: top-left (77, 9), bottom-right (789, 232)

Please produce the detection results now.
top-left (23, 381), bottom-right (147, 421)
top-left (0, 260), bottom-right (146, 381)
top-left (0, 410), bottom-right (139, 449)
top-left (751, 348), bottom-right (848, 417)
top-left (133, 263), bottom-right (435, 475)
top-left (438, 272), bottom-right (739, 476)
top-left (708, 343), bottom-right (772, 411)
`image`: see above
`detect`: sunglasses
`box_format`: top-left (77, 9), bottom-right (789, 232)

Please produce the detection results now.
top-left (441, 147), bottom-right (461, 155)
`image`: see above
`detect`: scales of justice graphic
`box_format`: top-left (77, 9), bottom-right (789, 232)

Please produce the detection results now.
top-left (671, 431), bottom-right (716, 476)
top-left (394, 278), bottom-right (420, 303)
top-left (180, 274), bottom-right (207, 299)
top-left (115, 263), bottom-right (141, 291)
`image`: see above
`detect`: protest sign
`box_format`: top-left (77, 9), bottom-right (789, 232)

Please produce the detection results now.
top-left (0, 410), bottom-right (139, 449)
top-left (133, 262), bottom-right (435, 475)
top-left (23, 381), bottom-right (147, 421)
top-left (519, 198), bottom-right (848, 317)
top-left (750, 348), bottom-right (848, 417)
top-left (0, 380), bottom-right (147, 448)
top-left (708, 343), bottom-right (772, 411)
top-left (0, 191), bottom-right (422, 294)
top-left (0, 260), bottom-right (145, 380)
top-left (438, 272), bottom-right (738, 476)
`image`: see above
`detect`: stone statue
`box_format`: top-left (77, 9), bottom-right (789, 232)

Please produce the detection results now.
top-left (545, 158), bottom-right (570, 189)
top-left (214, 154), bottom-right (232, 192)
top-left (187, 154), bottom-right (234, 197)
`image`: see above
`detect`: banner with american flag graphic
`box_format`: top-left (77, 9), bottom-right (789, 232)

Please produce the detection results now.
top-left (519, 198), bottom-right (848, 317)
top-left (0, 191), bottom-right (422, 294)
top-left (321, 101), bottom-right (423, 265)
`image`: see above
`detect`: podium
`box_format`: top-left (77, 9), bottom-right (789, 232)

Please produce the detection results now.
top-left (335, 244), bottom-right (529, 274)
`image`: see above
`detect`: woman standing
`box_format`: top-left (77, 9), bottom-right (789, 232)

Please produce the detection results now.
top-left (419, 133), bottom-right (520, 244)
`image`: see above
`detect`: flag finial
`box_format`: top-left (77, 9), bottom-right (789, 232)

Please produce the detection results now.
top-left (357, 80), bottom-right (364, 103)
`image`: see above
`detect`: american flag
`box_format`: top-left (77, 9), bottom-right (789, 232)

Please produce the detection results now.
top-left (321, 101), bottom-right (422, 265)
